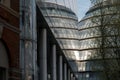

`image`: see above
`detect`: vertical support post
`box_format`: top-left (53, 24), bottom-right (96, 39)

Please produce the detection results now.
top-left (39, 29), bottom-right (47, 80)
top-left (71, 73), bottom-right (73, 80)
top-left (64, 63), bottom-right (67, 80)
top-left (59, 55), bottom-right (63, 80)
top-left (68, 69), bottom-right (71, 80)
top-left (52, 44), bottom-right (57, 80)
top-left (73, 76), bottom-right (76, 80)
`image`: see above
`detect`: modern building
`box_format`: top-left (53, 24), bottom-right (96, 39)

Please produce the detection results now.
top-left (78, 0), bottom-right (120, 80)
top-left (36, 8), bottom-right (76, 80)
top-left (0, 0), bottom-right (20, 80)
top-left (37, 1), bottom-right (79, 72)
top-left (42, 0), bottom-right (78, 14)
top-left (1, 0), bottom-right (120, 80)
top-left (20, 0), bottom-right (77, 80)
top-left (37, 0), bottom-right (79, 80)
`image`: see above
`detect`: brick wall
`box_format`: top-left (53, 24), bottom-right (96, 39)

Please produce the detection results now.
top-left (0, 2), bottom-right (20, 80)
top-left (0, 4), bottom-right (19, 27)
top-left (10, 0), bottom-right (19, 12)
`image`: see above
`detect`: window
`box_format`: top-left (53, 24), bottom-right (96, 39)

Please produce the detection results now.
top-left (0, 67), bottom-right (6, 80)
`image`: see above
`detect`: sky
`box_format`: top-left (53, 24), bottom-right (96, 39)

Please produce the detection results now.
top-left (44, 0), bottom-right (91, 21)
top-left (77, 0), bottom-right (91, 21)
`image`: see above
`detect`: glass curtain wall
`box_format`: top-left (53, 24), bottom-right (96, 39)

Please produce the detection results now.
top-left (20, 0), bottom-right (37, 80)
top-left (78, 0), bottom-right (120, 80)
top-left (41, 0), bottom-right (77, 14)
top-left (36, 0), bottom-right (79, 75)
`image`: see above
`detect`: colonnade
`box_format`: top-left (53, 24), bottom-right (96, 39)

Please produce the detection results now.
top-left (38, 28), bottom-right (77, 80)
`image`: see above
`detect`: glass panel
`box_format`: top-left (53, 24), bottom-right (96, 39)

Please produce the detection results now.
top-left (69, 62), bottom-right (78, 72)
top-left (51, 28), bottom-right (78, 39)
top-left (77, 61), bottom-right (103, 71)
top-left (78, 72), bottom-right (103, 80)
top-left (64, 51), bottom-right (80, 60)
top-left (58, 40), bottom-right (80, 49)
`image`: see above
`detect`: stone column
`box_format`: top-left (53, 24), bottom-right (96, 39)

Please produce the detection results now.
top-left (68, 69), bottom-right (71, 80)
top-left (73, 76), bottom-right (76, 80)
top-left (39, 29), bottom-right (47, 80)
top-left (64, 63), bottom-right (67, 80)
top-left (52, 44), bottom-right (57, 80)
top-left (59, 55), bottom-right (63, 80)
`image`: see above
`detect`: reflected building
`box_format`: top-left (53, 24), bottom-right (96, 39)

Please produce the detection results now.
top-left (78, 0), bottom-right (120, 80)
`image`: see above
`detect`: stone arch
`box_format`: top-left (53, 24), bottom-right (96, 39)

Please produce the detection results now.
top-left (0, 40), bottom-right (9, 80)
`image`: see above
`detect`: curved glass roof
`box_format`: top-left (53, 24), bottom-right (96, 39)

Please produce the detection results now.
top-left (78, 0), bottom-right (120, 80)
top-left (37, 0), bottom-right (120, 79)
top-left (37, 1), bottom-right (80, 74)
top-left (43, 0), bottom-right (78, 14)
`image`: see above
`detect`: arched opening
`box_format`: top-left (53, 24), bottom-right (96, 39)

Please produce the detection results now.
top-left (0, 41), bottom-right (9, 80)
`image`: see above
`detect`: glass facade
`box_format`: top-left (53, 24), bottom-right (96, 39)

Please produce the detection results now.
top-left (20, 0), bottom-right (120, 79)
top-left (37, 2), bottom-right (79, 72)
top-left (19, 0), bottom-right (120, 80)
top-left (20, 0), bottom-right (78, 79)
top-left (41, 0), bottom-right (78, 14)
top-left (78, 0), bottom-right (120, 80)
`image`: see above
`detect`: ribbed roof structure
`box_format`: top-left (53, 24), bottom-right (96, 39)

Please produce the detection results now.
top-left (37, 1), bottom-right (80, 75)
top-left (78, 0), bottom-right (120, 80)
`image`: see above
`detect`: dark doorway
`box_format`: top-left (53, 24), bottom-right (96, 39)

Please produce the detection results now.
top-left (0, 67), bottom-right (6, 80)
